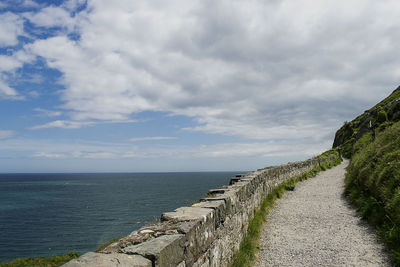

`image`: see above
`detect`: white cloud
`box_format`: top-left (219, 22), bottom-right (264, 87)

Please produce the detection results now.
top-left (22, 73), bottom-right (45, 84)
top-left (129, 136), bottom-right (177, 142)
top-left (62, 0), bottom-right (86, 12)
top-left (32, 152), bottom-right (65, 159)
top-left (29, 118), bottom-right (139, 129)
top-left (0, 55), bottom-right (22, 72)
top-left (0, 12), bottom-right (24, 47)
top-left (33, 151), bottom-right (120, 159)
top-left (0, 49), bottom-right (35, 100)
top-left (0, 80), bottom-right (19, 99)
top-left (24, 6), bottom-right (76, 31)
top-left (0, 0), bottom-right (41, 9)
top-left (189, 141), bottom-right (331, 159)
top-left (16, 0), bottom-right (400, 158)
top-left (28, 91), bottom-right (40, 98)
top-left (0, 138), bottom-right (144, 161)
top-left (0, 50), bottom-right (35, 75)
top-left (0, 130), bottom-right (16, 139)
top-left (2, 135), bottom-right (327, 163)
top-left (31, 150), bottom-right (146, 160)
top-left (22, 0), bottom-right (40, 8)
top-left (34, 108), bottom-right (62, 117)
top-left (30, 120), bottom-right (95, 129)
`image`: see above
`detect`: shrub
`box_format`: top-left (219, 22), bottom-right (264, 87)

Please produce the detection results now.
top-left (377, 110), bottom-right (388, 123)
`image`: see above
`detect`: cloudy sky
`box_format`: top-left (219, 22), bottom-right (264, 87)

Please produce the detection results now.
top-left (0, 0), bottom-right (399, 172)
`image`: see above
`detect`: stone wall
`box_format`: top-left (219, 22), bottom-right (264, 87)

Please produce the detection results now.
top-left (63, 153), bottom-right (339, 267)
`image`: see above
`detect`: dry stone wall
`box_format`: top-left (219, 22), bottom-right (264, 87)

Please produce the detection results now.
top-left (63, 154), bottom-right (339, 267)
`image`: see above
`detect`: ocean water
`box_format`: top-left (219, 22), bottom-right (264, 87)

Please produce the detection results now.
top-left (0, 172), bottom-right (239, 263)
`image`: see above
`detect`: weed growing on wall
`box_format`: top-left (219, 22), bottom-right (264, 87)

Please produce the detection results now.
top-left (96, 236), bottom-right (124, 253)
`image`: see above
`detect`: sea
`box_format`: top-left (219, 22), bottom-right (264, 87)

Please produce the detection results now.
top-left (0, 172), bottom-right (241, 263)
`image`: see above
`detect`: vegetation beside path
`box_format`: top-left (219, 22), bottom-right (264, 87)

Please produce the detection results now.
top-left (332, 86), bottom-right (400, 266)
top-left (344, 121), bottom-right (400, 266)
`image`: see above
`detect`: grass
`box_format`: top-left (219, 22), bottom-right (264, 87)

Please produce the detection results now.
top-left (230, 153), bottom-right (342, 267)
top-left (95, 236), bottom-right (123, 252)
top-left (344, 121), bottom-right (400, 266)
top-left (0, 252), bottom-right (81, 267)
top-left (0, 234), bottom-right (124, 266)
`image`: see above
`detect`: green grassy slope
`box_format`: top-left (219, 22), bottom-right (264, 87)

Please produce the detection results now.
top-left (345, 121), bottom-right (400, 265)
top-left (333, 85), bottom-right (400, 266)
top-left (333, 86), bottom-right (400, 158)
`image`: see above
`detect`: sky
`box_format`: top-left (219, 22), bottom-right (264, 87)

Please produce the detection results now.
top-left (0, 0), bottom-right (399, 172)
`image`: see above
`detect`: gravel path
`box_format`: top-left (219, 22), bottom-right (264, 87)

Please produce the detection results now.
top-left (255, 161), bottom-right (392, 267)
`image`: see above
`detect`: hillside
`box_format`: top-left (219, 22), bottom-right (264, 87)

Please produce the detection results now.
top-left (333, 86), bottom-right (400, 158)
top-left (333, 85), bottom-right (400, 266)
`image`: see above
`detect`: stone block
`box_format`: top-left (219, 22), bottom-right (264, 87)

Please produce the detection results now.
top-left (160, 206), bottom-right (216, 265)
top-left (239, 177), bottom-right (254, 181)
top-left (225, 184), bottom-right (249, 203)
top-left (207, 188), bottom-right (229, 197)
top-left (192, 200), bottom-right (226, 226)
top-left (123, 234), bottom-right (185, 267)
top-left (62, 252), bottom-right (151, 267)
top-left (175, 220), bottom-right (198, 234)
top-left (101, 221), bottom-right (182, 253)
top-left (161, 207), bottom-right (214, 222)
top-left (229, 177), bottom-right (240, 185)
top-left (201, 191), bottom-right (236, 214)
top-left (193, 252), bottom-right (210, 267)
